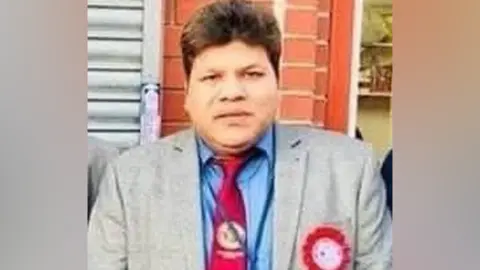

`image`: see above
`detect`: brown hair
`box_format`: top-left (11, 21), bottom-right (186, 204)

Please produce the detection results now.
top-left (180, 0), bottom-right (282, 80)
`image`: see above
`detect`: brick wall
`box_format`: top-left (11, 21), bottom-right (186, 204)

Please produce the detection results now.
top-left (279, 0), bottom-right (331, 127)
top-left (161, 0), bottom-right (342, 136)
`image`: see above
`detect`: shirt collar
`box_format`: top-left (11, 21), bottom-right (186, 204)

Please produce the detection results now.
top-left (196, 124), bottom-right (274, 166)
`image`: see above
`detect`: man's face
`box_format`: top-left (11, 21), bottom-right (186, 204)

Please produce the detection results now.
top-left (184, 40), bottom-right (279, 153)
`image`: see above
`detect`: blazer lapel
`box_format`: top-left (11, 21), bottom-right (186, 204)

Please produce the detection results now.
top-left (273, 124), bottom-right (308, 270)
top-left (165, 129), bottom-right (203, 270)
top-left (162, 125), bottom-right (308, 270)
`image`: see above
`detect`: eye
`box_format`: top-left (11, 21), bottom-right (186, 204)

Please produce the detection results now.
top-left (200, 74), bottom-right (220, 82)
top-left (244, 71), bottom-right (265, 79)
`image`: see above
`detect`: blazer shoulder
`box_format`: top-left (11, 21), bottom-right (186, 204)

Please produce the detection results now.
top-left (283, 125), bottom-right (375, 160)
top-left (111, 129), bottom-right (191, 169)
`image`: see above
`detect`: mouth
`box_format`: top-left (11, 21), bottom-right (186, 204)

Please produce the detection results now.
top-left (214, 111), bottom-right (252, 120)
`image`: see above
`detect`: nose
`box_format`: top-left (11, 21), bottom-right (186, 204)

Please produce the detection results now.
top-left (218, 76), bottom-right (246, 102)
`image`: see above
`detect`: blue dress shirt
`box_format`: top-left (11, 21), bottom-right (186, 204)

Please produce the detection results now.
top-left (196, 126), bottom-right (274, 270)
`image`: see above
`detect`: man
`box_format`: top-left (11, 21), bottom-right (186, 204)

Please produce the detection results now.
top-left (87, 136), bottom-right (119, 221)
top-left (88, 1), bottom-right (392, 269)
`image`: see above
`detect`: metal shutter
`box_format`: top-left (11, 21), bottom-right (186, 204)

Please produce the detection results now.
top-left (88, 0), bottom-right (145, 149)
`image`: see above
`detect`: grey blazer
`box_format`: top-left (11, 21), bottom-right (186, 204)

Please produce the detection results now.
top-left (88, 124), bottom-right (392, 270)
top-left (88, 136), bottom-right (120, 220)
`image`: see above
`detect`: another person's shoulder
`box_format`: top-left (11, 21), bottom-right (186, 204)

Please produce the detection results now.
top-left (88, 136), bottom-right (120, 164)
top-left (381, 149), bottom-right (392, 179)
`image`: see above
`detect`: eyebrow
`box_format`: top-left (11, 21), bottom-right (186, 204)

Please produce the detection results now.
top-left (240, 64), bottom-right (264, 70)
top-left (203, 63), bottom-right (265, 74)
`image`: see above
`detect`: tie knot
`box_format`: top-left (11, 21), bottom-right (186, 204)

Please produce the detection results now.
top-left (215, 156), bottom-right (246, 180)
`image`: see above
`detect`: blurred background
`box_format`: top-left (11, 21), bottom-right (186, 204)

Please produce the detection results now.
top-left (357, 0), bottom-right (392, 158)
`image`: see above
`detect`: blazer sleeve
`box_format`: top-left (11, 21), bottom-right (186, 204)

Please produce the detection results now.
top-left (88, 162), bottom-right (127, 270)
top-left (355, 147), bottom-right (393, 269)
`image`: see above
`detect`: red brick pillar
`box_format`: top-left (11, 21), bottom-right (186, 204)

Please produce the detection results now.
top-left (160, 0), bottom-right (347, 136)
top-left (278, 0), bottom-right (331, 128)
top-left (160, 0), bottom-right (193, 136)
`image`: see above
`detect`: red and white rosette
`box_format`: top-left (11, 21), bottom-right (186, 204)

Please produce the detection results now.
top-left (301, 225), bottom-right (350, 270)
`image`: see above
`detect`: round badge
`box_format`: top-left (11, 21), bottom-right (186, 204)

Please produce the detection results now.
top-left (301, 226), bottom-right (350, 270)
top-left (216, 221), bottom-right (246, 250)
top-left (312, 238), bottom-right (344, 269)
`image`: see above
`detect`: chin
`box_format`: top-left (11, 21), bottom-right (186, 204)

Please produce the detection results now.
top-left (219, 135), bottom-right (251, 146)
top-left (216, 131), bottom-right (256, 148)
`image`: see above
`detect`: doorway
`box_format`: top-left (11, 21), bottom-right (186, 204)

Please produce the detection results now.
top-left (352, 0), bottom-right (392, 159)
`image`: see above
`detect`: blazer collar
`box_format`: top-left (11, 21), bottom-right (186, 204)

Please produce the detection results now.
top-left (168, 123), bottom-right (309, 270)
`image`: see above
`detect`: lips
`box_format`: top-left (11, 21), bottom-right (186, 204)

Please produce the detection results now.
top-left (214, 110), bottom-right (252, 119)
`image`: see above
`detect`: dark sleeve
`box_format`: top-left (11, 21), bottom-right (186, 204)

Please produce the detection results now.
top-left (355, 127), bottom-right (364, 141)
top-left (380, 150), bottom-right (393, 214)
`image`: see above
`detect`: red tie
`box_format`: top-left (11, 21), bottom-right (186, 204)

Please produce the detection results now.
top-left (210, 156), bottom-right (247, 270)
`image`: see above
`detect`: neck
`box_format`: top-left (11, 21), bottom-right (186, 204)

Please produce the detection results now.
top-left (206, 141), bottom-right (254, 158)
top-left (195, 125), bottom-right (273, 159)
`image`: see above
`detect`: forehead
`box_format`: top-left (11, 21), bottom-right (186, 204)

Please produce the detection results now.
top-left (191, 41), bottom-right (271, 72)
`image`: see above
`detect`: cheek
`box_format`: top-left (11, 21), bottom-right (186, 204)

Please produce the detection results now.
top-left (252, 88), bottom-right (278, 111)
top-left (186, 89), bottom-right (215, 119)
